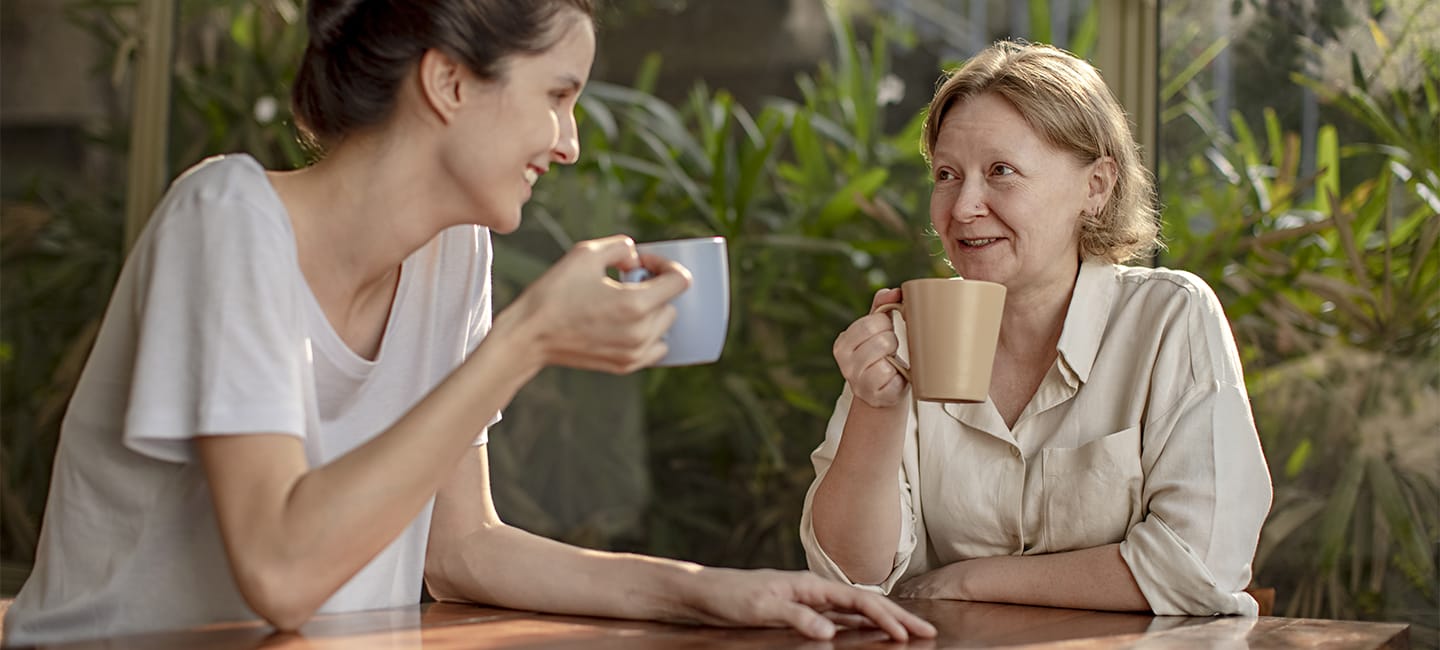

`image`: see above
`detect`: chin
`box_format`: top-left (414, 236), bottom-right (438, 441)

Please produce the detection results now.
top-left (478, 205), bottom-right (524, 234)
top-left (491, 216), bottom-right (523, 234)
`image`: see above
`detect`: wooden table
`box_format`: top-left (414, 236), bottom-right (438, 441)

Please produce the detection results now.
top-left (4, 599), bottom-right (1410, 649)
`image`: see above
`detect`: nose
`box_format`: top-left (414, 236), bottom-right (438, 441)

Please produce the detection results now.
top-left (551, 109), bottom-right (580, 165)
top-left (950, 177), bottom-right (986, 223)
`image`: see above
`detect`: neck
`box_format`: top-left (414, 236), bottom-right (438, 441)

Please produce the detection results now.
top-left (995, 261), bottom-right (1081, 363)
top-left (269, 131), bottom-right (465, 297)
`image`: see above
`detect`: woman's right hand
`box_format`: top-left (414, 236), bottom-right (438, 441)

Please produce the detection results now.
top-left (833, 288), bottom-right (908, 408)
top-left (512, 234), bottom-right (690, 374)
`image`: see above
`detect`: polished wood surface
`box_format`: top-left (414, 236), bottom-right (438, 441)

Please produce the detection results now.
top-left (4, 599), bottom-right (1409, 649)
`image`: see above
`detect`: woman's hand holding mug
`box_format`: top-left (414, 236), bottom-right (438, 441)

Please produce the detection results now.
top-left (516, 234), bottom-right (691, 374)
top-left (833, 288), bottom-right (909, 408)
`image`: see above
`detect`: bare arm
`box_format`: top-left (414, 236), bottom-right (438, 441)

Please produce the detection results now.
top-left (426, 446), bottom-right (937, 641)
top-left (810, 400), bottom-right (908, 584)
top-left (809, 288), bottom-right (912, 584)
top-left (424, 445), bottom-right (693, 619)
top-left (198, 236), bottom-right (685, 631)
top-left (894, 544), bottom-right (1150, 611)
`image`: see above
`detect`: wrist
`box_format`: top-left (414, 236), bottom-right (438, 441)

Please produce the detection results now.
top-left (636, 557), bottom-right (706, 622)
top-left (473, 304), bottom-right (546, 387)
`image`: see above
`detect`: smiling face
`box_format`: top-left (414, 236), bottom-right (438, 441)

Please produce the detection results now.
top-left (928, 92), bottom-right (1110, 299)
top-left (438, 12), bottom-right (596, 233)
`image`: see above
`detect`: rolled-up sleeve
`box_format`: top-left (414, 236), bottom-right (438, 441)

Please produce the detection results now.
top-left (1121, 282), bottom-right (1272, 616)
top-left (799, 385), bottom-right (920, 593)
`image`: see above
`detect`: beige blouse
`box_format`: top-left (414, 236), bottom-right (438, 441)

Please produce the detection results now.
top-left (800, 262), bottom-right (1272, 616)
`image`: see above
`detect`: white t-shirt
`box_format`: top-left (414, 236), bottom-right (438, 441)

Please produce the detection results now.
top-left (801, 261), bottom-right (1272, 616)
top-left (5, 154), bottom-right (498, 645)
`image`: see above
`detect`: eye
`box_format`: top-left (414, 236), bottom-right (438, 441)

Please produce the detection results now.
top-left (991, 163), bottom-right (1016, 177)
top-left (935, 168), bottom-right (957, 182)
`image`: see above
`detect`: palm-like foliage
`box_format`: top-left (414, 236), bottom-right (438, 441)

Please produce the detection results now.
top-left (504, 11), bottom-right (941, 565)
top-left (3, 4), bottom-right (1434, 642)
top-left (1159, 11), bottom-right (1439, 629)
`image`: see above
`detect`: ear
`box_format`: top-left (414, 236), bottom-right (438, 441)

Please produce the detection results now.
top-left (1086, 156), bottom-right (1119, 213)
top-left (417, 48), bottom-right (467, 125)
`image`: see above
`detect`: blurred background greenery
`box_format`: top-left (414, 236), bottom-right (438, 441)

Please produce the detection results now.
top-left (1, 0), bottom-right (1435, 643)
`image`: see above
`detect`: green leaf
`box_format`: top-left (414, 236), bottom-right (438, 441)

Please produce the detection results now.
top-left (229, 4), bottom-right (255, 51)
top-left (634, 52), bottom-right (663, 95)
top-left (1367, 457), bottom-right (1437, 592)
top-left (1317, 455), bottom-right (1365, 572)
top-left (816, 168), bottom-right (888, 231)
top-left (1160, 38), bottom-right (1230, 103)
top-left (1285, 438), bottom-right (1313, 478)
top-left (1315, 125), bottom-right (1340, 217)
top-left (1350, 51), bottom-right (1369, 94)
top-left (1027, 0), bottom-right (1051, 44)
top-left (1069, 3), bottom-right (1099, 59)
top-left (789, 112), bottom-right (830, 188)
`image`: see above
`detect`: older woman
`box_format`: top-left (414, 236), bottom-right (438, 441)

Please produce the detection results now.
top-left (801, 40), bottom-right (1272, 616)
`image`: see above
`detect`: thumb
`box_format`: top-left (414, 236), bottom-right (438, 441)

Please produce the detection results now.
top-left (869, 287), bottom-right (902, 312)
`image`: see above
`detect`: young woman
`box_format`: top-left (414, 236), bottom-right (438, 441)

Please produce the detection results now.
top-left (803, 41), bottom-right (1271, 616)
top-left (4, 1), bottom-right (935, 644)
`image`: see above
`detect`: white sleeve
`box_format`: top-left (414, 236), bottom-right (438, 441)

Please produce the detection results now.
top-left (1121, 280), bottom-right (1272, 616)
top-left (799, 385), bottom-right (920, 593)
top-left (121, 185), bottom-right (308, 463)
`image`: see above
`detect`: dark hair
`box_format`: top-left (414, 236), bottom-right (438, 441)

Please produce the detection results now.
top-left (923, 40), bottom-right (1161, 264)
top-left (292, 0), bottom-right (596, 151)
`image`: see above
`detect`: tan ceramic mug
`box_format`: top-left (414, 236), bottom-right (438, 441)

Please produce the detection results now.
top-left (873, 277), bottom-right (1006, 403)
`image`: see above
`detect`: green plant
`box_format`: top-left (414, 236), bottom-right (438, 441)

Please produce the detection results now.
top-left (1, 0), bottom-right (308, 591)
top-left (509, 8), bottom-right (942, 565)
top-left (1158, 4), bottom-right (1439, 633)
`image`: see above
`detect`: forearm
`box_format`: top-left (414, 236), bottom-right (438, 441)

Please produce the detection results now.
top-left (952, 544), bottom-right (1149, 612)
top-left (212, 315), bottom-right (544, 626)
top-left (809, 398), bottom-right (908, 584)
top-left (429, 521), bottom-right (702, 622)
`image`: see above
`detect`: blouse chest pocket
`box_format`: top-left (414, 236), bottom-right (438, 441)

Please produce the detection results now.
top-left (1040, 426), bottom-right (1143, 553)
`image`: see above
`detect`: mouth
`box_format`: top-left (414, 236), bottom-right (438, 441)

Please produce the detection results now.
top-left (957, 237), bottom-right (1002, 248)
top-left (524, 165), bottom-right (545, 186)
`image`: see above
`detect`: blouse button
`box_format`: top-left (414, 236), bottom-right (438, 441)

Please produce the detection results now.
top-left (1009, 447), bottom-right (1021, 458)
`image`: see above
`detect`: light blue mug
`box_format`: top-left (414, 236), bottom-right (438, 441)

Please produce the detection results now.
top-left (621, 237), bottom-right (730, 367)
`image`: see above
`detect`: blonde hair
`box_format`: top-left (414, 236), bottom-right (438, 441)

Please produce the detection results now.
top-left (922, 40), bottom-right (1161, 264)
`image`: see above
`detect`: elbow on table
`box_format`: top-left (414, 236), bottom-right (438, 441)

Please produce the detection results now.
top-left (422, 531), bottom-right (486, 603)
top-left (804, 526), bottom-right (894, 588)
top-left (829, 556), bottom-right (893, 588)
top-left (232, 562), bottom-right (327, 632)
top-left (422, 558), bottom-right (464, 603)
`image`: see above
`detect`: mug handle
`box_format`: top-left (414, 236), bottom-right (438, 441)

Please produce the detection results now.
top-left (620, 267), bottom-right (653, 283)
top-left (871, 303), bottom-right (910, 381)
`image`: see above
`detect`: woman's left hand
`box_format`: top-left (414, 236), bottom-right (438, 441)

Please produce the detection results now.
top-left (679, 568), bottom-right (937, 641)
top-left (894, 562), bottom-right (970, 600)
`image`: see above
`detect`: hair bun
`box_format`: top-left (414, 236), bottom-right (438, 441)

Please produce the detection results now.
top-left (306, 0), bottom-right (365, 47)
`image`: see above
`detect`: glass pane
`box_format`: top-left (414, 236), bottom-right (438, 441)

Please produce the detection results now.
top-left (1159, 0), bottom-right (1440, 637)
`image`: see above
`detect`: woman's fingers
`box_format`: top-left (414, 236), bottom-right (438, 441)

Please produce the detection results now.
top-left (615, 254), bottom-right (691, 309)
top-left (821, 611), bottom-right (877, 629)
top-left (807, 585), bottom-right (936, 641)
top-left (577, 234), bottom-right (643, 270)
top-left (549, 306), bottom-right (676, 373)
top-left (524, 237), bottom-right (696, 372)
top-left (834, 314), bottom-right (898, 373)
top-left (771, 602), bottom-right (838, 640)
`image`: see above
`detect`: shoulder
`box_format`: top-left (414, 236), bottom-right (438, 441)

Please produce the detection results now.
top-left (143, 154), bottom-right (291, 250)
top-left (1110, 265), bottom-right (1225, 319)
top-left (1110, 264), bottom-right (1242, 384)
top-left (165, 154), bottom-right (274, 208)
